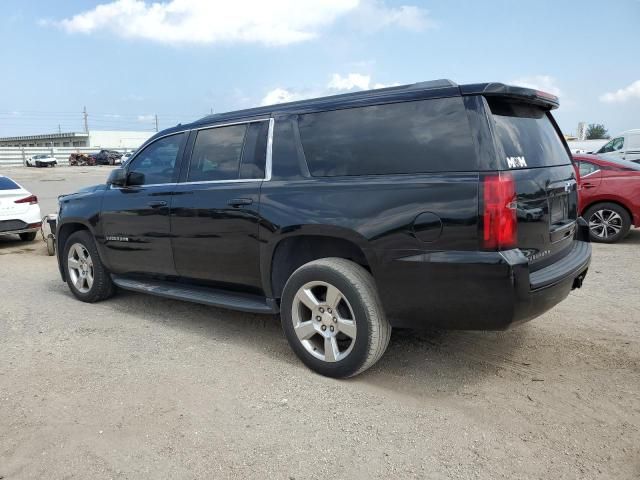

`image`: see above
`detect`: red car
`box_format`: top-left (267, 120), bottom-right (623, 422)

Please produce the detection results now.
top-left (573, 154), bottom-right (640, 243)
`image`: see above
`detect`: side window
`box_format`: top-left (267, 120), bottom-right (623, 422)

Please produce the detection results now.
top-left (297, 97), bottom-right (476, 176)
top-left (612, 137), bottom-right (624, 151)
top-left (239, 121), bottom-right (269, 179)
top-left (187, 124), bottom-right (247, 182)
top-left (579, 161), bottom-right (599, 177)
top-left (128, 133), bottom-right (185, 185)
top-left (599, 137), bottom-right (623, 153)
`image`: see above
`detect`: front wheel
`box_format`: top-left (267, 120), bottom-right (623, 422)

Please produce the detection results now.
top-left (281, 258), bottom-right (391, 378)
top-left (584, 202), bottom-right (631, 243)
top-left (63, 230), bottom-right (115, 302)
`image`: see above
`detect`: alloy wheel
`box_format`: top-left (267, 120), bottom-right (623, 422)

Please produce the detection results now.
top-left (67, 243), bottom-right (94, 293)
top-left (291, 281), bottom-right (357, 363)
top-left (588, 209), bottom-right (622, 240)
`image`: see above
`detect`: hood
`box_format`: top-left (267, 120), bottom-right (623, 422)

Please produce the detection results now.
top-left (58, 183), bottom-right (105, 201)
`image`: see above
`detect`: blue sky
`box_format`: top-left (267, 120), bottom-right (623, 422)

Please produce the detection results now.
top-left (1, 0), bottom-right (639, 137)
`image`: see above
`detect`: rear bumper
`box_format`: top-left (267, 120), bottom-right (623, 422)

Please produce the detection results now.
top-left (376, 220), bottom-right (591, 330)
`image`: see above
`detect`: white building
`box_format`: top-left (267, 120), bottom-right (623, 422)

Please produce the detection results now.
top-left (0, 130), bottom-right (154, 149)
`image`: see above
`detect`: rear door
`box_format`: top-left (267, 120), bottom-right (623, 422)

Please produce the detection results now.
top-left (170, 120), bottom-right (269, 292)
top-left (486, 98), bottom-right (579, 270)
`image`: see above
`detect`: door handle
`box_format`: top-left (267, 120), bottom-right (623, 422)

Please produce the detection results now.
top-left (228, 198), bottom-right (253, 207)
top-left (147, 200), bottom-right (168, 208)
top-left (582, 183), bottom-right (596, 189)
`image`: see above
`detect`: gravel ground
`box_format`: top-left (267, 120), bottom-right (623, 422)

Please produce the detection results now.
top-left (1, 166), bottom-right (639, 479)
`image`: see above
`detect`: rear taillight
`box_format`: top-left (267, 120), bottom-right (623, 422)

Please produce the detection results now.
top-left (483, 173), bottom-right (516, 250)
top-left (15, 195), bottom-right (38, 205)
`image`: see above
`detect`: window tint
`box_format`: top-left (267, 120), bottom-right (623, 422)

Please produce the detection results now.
top-left (298, 97), bottom-right (476, 176)
top-left (578, 161), bottom-right (599, 177)
top-left (0, 177), bottom-right (20, 190)
top-left (488, 99), bottom-right (571, 168)
top-left (239, 121), bottom-right (269, 179)
top-left (129, 133), bottom-right (184, 185)
top-left (188, 124), bottom-right (247, 182)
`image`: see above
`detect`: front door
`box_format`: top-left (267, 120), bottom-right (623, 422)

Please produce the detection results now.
top-left (100, 132), bottom-right (186, 276)
top-left (171, 120), bottom-right (270, 292)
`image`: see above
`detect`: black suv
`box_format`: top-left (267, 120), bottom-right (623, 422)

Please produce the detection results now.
top-left (56, 80), bottom-right (591, 378)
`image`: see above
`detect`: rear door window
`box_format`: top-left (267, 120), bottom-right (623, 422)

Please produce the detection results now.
top-left (298, 97), bottom-right (476, 176)
top-left (187, 125), bottom-right (247, 182)
top-left (578, 161), bottom-right (599, 177)
top-left (487, 99), bottom-right (571, 168)
top-left (0, 177), bottom-right (20, 190)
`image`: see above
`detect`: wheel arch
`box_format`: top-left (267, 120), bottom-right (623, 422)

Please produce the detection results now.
top-left (56, 220), bottom-right (96, 281)
top-left (264, 230), bottom-right (375, 300)
top-left (581, 198), bottom-right (633, 224)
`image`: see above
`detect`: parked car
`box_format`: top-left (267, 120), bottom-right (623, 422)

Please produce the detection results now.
top-left (120, 151), bottom-right (135, 165)
top-left (26, 154), bottom-right (57, 168)
top-left (90, 149), bottom-right (123, 165)
top-left (55, 80), bottom-right (591, 378)
top-left (574, 154), bottom-right (640, 243)
top-left (0, 175), bottom-right (41, 241)
top-left (69, 153), bottom-right (95, 166)
top-left (595, 129), bottom-right (640, 163)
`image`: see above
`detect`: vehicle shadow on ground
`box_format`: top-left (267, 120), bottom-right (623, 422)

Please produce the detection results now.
top-left (620, 229), bottom-right (640, 245)
top-left (0, 236), bottom-right (43, 254)
top-left (99, 287), bottom-right (529, 394)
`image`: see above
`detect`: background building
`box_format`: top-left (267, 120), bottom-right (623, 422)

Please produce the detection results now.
top-left (0, 130), bottom-right (153, 149)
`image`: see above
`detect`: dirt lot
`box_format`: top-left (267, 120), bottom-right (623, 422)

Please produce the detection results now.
top-left (1, 166), bottom-right (638, 479)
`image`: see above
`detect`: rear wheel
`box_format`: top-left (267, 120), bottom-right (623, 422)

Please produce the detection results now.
top-left (19, 232), bottom-right (37, 242)
top-left (280, 258), bottom-right (391, 378)
top-left (584, 202), bottom-right (631, 243)
top-left (63, 230), bottom-right (115, 302)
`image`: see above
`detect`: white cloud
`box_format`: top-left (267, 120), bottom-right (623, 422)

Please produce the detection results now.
top-left (137, 114), bottom-right (154, 122)
top-left (261, 73), bottom-right (399, 105)
top-left (46, 0), bottom-right (433, 46)
top-left (510, 75), bottom-right (562, 97)
top-left (599, 80), bottom-right (640, 103)
top-left (50, 0), bottom-right (358, 46)
top-left (260, 88), bottom-right (312, 106)
top-left (350, 0), bottom-right (435, 33)
top-left (327, 73), bottom-right (371, 91)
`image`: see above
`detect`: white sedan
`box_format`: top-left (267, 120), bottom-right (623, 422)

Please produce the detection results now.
top-left (26, 154), bottom-right (57, 167)
top-left (0, 175), bottom-right (42, 241)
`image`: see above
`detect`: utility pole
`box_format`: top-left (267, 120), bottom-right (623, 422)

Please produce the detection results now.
top-left (82, 106), bottom-right (89, 133)
top-left (154, 114), bottom-right (159, 132)
top-left (58, 124), bottom-right (61, 134)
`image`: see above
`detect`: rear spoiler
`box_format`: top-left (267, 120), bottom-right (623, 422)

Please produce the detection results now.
top-left (460, 82), bottom-right (559, 110)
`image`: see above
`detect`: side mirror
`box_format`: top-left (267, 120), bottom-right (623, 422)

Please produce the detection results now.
top-left (127, 171), bottom-right (145, 186)
top-left (106, 168), bottom-right (126, 187)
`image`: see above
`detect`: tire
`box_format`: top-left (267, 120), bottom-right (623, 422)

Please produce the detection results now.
top-left (584, 202), bottom-right (631, 243)
top-left (19, 232), bottom-right (37, 242)
top-left (280, 258), bottom-right (391, 378)
top-left (63, 230), bottom-right (115, 302)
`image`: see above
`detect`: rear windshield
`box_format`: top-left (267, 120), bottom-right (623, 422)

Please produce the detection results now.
top-left (488, 99), bottom-right (571, 168)
top-left (0, 177), bottom-right (20, 190)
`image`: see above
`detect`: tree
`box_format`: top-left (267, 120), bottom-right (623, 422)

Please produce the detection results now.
top-left (585, 124), bottom-right (609, 140)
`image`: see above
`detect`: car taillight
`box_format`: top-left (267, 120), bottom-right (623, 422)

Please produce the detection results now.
top-left (483, 173), bottom-right (516, 250)
top-left (15, 195), bottom-right (38, 205)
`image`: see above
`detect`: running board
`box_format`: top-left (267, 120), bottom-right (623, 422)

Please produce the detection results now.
top-left (111, 276), bottom-right (279, 314)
